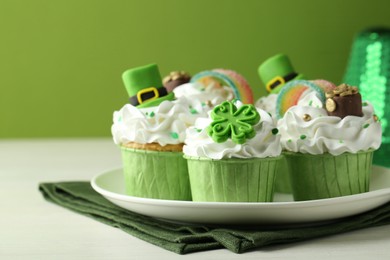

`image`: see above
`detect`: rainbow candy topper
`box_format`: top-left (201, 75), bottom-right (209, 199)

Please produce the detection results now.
top-left (276, 80), bottom-right (326, 118)
top-left (190, 69), bottom-right (254, 104)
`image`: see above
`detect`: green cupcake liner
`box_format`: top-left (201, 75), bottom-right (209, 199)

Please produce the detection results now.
top-left (284, 150), bottom-right (374, 201)
top-left (121, 146), bottom-right (191, 201)
top-left (274, 154), bottom-right (292, 193)
top-left (184, 155), bottom-right (282, 202)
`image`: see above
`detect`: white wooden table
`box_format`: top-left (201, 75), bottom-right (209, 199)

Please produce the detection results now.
top-left (1, 139), bottom-right (389, 259)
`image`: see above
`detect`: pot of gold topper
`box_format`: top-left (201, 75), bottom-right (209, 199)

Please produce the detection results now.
top-left (207, 101), bottom-right (260, 144)
top-left (325, 83), bottom-right (363, 118)
top-left (163, 71), bottom-right (191, 92)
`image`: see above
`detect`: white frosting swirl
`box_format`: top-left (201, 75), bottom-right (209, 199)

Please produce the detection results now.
top-left (183, 102), bottom-right (282, 159)
top-left (173, 82), bottom-right (234, 110)
top-left (112, 98), bottom-right (205, 146)
top-left (277, 98), bottom-right (382, 155)
top-left (296, 89), bottom-right (324, 108)
top-left (255, 94), bottom-right (277, 118)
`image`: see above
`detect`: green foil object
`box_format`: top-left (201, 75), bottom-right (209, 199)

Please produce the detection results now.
top-left (121, 147), bottom-right (191, 201)
top-left (185, 155), bottom-right (282, 202)
top-left (285, 150), bottom-right (374, 201)
top-left (207, 101), bottom-right (260, 144)
top-left (343, 28), bottom-right (390, 167)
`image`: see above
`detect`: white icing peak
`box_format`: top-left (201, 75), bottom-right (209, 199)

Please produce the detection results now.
top-left (173, 82), bottom-right (234, 109)
top-left (277, 100), bottom-right (382, 155)
top-left (111, 98), bottom-right (207, 146)
top-left (183, 102), bottom-right (282, 159)
top-left (255, 93), bottom-right (277, 118)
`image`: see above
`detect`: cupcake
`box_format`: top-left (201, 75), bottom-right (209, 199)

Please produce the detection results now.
top-left (183, 100), bottom-right (282, 202)
top-left (112, 64), bottom-right (200, 201)
top-left (254, 54), bottom-right (306, 193)
top-left (255, 55), bottom-right (339, 194)
top-left (277, 82), bottom-right (382, 201)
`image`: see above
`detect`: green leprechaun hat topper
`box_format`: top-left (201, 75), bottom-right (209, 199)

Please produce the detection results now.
top-left (258, 54), bottom-right (305, 94)
top-left (122, 63), bottom-right (175, 108)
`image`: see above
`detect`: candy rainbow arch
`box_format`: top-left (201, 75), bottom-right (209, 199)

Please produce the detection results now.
top-left (276, 80), bottom-right (326, 118)
top-left (190, 69), bottom-right (254, 104)
top-left (310, 79), bottom-right (337, 93)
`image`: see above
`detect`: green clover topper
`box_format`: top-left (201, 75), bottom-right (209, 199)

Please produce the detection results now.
top-left (207, 101), bottom-right (260, 144)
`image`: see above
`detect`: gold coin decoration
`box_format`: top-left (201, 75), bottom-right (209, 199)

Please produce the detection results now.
top-left (163, 71), bottom-right (190, 84)
top-left (326, 98), bottom-right (336, 112)
top-left (205, 100), bottom-right (213, 108)
top-left (303, 114), bottom-right (312, 121)
top-left (327, 83), bottom-right (359, 98)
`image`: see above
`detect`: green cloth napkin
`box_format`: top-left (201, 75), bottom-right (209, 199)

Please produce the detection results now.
top-left (39, 182), bottom-right (390, 254)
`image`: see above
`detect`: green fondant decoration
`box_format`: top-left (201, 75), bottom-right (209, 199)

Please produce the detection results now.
top-left (363, 123), bottom-right (370, 129)
top-left (300, 135), bottom-right (307, 140)
top-left (207, 101), bottom-right (260, 144)
top-left (258, 54), bottom-right (305, 94)
top-left (122, 63), bottom-right (175, 108)
top-left (149, 111), bottom-right (155, 117)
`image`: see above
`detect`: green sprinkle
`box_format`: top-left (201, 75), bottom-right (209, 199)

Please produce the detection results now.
top-left (196, 128), bottom-right (202, 133)
top-left (118, 116), bottom-right (122, 122)
top-left (190, 108), bottom-right (198, 114)
top-left (363, 102), bottom-right (368, 106)
top-left (288, 139), bottom-right (292, 143)
top-left (363, 123), bottom-right (370, 129)
top-left (201, 102), bottom-right (206, 107)
top-left (267, 112), bottom-right (272, 117)
top-left (300, 135), bottom-right (307, 140)
top-left (149, 111), bottom-right (155, 117)
top-left (271, 128), bottom-right (279, 135)
top-left (339, 140), bottom-right (344, 144)
top-left (308, 100), bottom-right (313, 106)
top-left (145, 112), bottom-right (148, 116)
top-left (170, 132), bottom-right (179, 139)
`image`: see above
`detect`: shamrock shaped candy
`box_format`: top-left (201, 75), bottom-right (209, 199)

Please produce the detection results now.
top-left (207, 101), bottom-right (260, 144)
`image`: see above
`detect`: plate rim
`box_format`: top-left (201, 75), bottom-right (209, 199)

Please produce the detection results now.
top-left (91, 166), bottom-right (390, 210)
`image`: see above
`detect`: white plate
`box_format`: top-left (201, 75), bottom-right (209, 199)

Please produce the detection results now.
top-left (91, 165), bottom-right (390, 225)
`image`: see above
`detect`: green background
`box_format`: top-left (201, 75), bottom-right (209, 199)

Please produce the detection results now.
top-left (1, 0), bottom-right (390, 138)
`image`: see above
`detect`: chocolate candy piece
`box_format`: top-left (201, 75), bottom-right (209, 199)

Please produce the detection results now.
top-left (325, 84), bottom-right (363, 118)
top-left (163, 71), bottom-right (191, 92)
